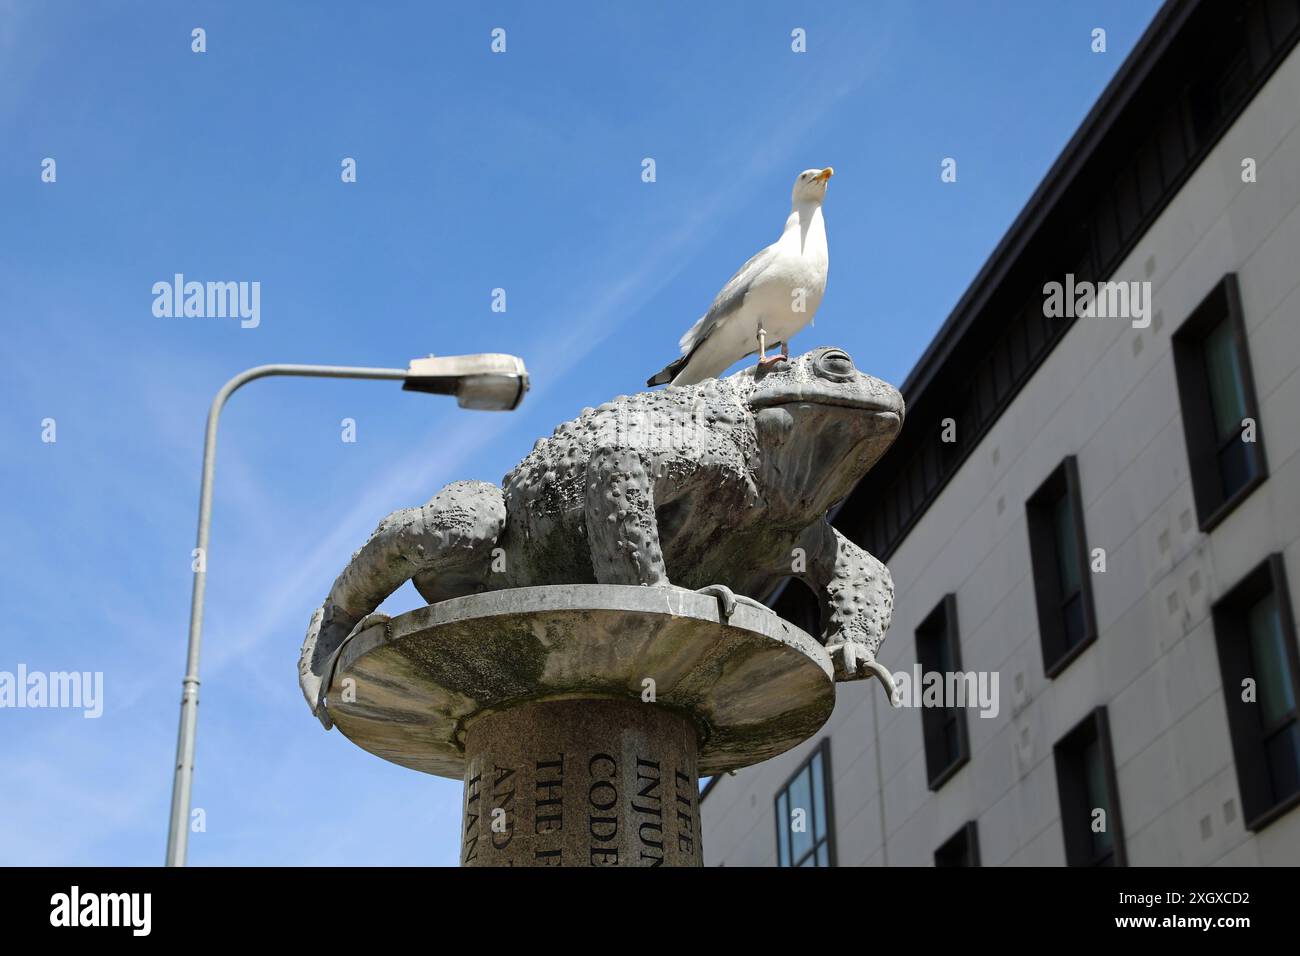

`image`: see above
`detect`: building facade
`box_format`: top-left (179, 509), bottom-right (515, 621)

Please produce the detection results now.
top-left (701, 0), bottom-right (1300, 866)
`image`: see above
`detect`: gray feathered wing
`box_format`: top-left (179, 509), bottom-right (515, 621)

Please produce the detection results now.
top-left (646, 244), bottom-right (777, 386)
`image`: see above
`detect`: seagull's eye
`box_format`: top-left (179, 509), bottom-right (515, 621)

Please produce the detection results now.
top-left (817, 350), bottom-right (855, 379)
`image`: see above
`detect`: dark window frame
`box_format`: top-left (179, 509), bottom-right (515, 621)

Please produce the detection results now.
top-left (1053, 707), bottom-right (1127, 867)
top-left (916, 594), bottom-right (971, 790)
top-left (1026, 456), bottom-right (1099, 678)
top-left (772, 738), bottom-right (837, 868)
top-left (934, 820), bottom-right (981, 867)
top-left (1211, 553), bottom-right (1300, 831)
top-left (1171, 273), bottom-right (1268, 532)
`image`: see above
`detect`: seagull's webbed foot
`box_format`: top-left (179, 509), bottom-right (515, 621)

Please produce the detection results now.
top-left (757, 342), bottom-right (790, 373)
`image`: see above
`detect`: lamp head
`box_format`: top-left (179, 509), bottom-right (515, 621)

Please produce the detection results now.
top-left (403, 354), bottom-right (530, 410)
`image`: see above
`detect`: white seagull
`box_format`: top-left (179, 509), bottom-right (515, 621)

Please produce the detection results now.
top-left (647, 167), bottom-right (833, 387)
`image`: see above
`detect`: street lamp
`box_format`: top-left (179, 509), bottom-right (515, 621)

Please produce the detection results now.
top-left (164, 354), bottom-right (529, 867)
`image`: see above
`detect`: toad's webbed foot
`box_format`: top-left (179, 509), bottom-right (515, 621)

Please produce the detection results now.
top-left (693, 584), bottom-right (768, 620)
top-left (829, 642), bottom-right (899, 704)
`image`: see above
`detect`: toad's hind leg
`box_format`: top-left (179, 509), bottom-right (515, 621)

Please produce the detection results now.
top-left (299, 479), bottom-right (506, 719)
top-left (409, 482), bottom-right (510, 604)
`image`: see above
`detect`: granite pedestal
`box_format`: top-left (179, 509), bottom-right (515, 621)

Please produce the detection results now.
top-left (322, 584), bottom-right (835, 866)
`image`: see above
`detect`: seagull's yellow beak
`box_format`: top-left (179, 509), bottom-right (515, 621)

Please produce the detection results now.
top-left (816, 167), bottom-right (834, 182)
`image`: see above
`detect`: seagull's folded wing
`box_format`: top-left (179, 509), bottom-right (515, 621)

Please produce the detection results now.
top-left (678, 244), bottom-right (777, 354)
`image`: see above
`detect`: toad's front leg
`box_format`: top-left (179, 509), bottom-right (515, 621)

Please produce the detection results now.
top-left (584, 445), bottom-right (669, 587)
top-left (795, 519), bottom-right (897, 700)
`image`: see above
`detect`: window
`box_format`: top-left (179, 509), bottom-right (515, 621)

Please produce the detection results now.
top-left (1053, 708), bottom-right (1126, 866)
top-left (1027, 457), bottom-right (1098, 676)
top-left (916, 594), bottom-right (970, 789)
top-left (934, 821), bottom-right (980, 867)
top-left (1212, 554), bottom-right (1300, 830)
top-left (774, 739), bottom-right (835, 867)
top-left (1172, 275), bottom-right (1267, 531)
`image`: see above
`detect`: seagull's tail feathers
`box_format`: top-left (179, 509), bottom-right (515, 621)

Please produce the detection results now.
top-left (646, 353), bottom-right (688, 388)
top-left (647, 314), bottom-right (712, 387)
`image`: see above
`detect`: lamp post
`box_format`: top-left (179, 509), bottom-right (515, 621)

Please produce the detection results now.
top-left (164, 355), bottom-right (529, 867)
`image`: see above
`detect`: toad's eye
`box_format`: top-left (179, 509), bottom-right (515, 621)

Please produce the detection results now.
top-left (817, 349), bottom-right (854, 379)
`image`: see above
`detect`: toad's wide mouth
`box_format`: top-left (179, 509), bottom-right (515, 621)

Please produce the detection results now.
top-left (749, 392), bottom-right (903, 420)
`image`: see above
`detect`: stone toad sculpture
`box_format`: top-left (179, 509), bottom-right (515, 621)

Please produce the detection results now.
top-left (300, 346), bottom-right (904, 722)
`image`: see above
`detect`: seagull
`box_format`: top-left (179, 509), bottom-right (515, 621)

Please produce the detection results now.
top-left (647, 167), bottom-right (833, 387)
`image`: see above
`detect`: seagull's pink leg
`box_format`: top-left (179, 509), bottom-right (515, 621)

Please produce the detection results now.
top-left (756, 327), bottom-right (782, 368)
top-left (757, 333), bottom-right (786, 368)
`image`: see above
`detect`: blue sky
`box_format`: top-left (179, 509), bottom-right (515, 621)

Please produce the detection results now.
top-left (0, 1), bottom-right (1161, 865)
